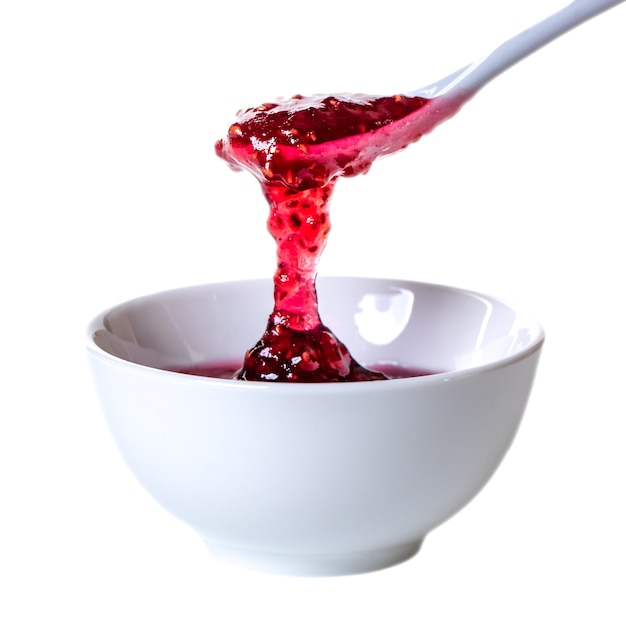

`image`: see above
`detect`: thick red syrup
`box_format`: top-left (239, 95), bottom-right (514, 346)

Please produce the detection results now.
top-left (176, 361), bottom-right (437, 381)
top-left (213, 92), bottom-right (463, 382)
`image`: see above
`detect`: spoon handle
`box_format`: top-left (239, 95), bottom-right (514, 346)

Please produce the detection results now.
top-left (411, 0), bottom-right (624, 98)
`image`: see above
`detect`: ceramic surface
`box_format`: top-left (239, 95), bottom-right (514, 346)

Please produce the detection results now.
top-left (87, 277), bottom-right (544, 576)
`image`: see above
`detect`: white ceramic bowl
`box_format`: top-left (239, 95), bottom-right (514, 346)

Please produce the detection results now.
top-left (87, 277), bottom-right (544, 577)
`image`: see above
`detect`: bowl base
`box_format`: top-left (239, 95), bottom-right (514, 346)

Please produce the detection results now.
top-left (204, 538), bottom-right (424, 577)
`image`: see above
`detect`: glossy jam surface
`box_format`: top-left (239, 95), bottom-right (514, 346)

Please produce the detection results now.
top-left (216, 93), bottom-right (430, 190)
top-left (176, 361), bottom-right (438, 381)
top-left (214, 92), bottom-right (439, 382)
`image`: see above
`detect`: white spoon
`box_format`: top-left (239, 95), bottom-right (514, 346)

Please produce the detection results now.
top-left (217, 0), bottom-right (624, 188)
top-left (408, 0), bottom-right (624, 100)
top-left (319, 0), bottom-right (625, 175)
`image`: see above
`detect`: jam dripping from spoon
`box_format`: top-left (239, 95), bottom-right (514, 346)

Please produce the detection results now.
top-left (215, 93), bottom-right (461, 381)
top-left (214, 0), bottom-right (623, 382)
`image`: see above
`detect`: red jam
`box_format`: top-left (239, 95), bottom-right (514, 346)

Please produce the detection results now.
top-left (176, 361), bottom-right (436, 381)
top-left (214, 92), bottom-right (445, 382)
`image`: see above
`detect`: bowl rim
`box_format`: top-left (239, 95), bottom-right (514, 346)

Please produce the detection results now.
top-left (86, 276), bottom-right (545, 391)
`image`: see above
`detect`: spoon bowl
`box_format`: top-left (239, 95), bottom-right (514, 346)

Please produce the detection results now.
top-left (216, 0), bottom-right (624, 194)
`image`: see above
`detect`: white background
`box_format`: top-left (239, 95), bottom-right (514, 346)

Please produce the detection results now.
top-left (1, 1), bottom-right (624, 623)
